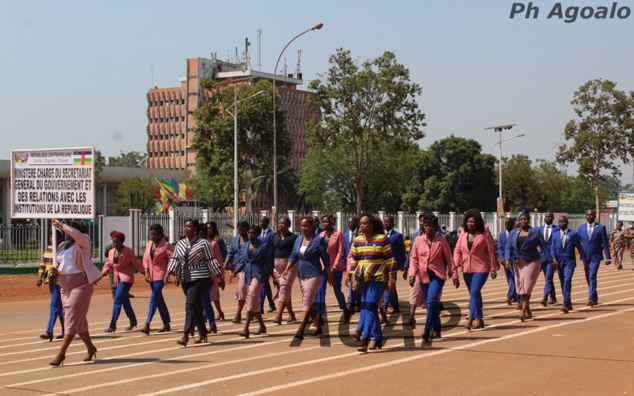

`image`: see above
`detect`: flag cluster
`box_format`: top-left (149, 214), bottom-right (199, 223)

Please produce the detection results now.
top-left (151, 178), bottom-right (193, 214)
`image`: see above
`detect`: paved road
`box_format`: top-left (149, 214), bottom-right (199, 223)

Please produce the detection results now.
top-left (1, 266), bottom-right (633, 395)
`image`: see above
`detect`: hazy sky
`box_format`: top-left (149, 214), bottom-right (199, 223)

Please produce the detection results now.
top-left (2, 0), bottom-right (633, 183)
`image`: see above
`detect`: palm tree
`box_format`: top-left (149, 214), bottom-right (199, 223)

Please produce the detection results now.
top-left (250, 167), bottom-right (307, 211)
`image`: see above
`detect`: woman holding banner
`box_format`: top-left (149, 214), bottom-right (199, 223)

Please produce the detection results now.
top-left (49, 219), bottom-right (102, 366)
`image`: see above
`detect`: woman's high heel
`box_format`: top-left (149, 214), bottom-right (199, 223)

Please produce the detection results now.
top-left (254, 327), bottom-right (267, 335)
top-left (104, 327), bottom-right (116, 333)
top-left (158, 324), bottom-right (171, 333)
top-left (83, 346), bottom-right (98, 362)
top-left (357, 341), bottom-right (369, 353)
top-left (473, 319), bottom-right (485, 329)
top-left (40, 333), bottom-right (53, 342)
top-left (286, 315), bottom-right (296, 324)
top-left (369, 341), bottom-right (382, 350)
top-left (193, 335), bottom-right (208, 344)
top-left (422, 330), bottom-right (431, 343)
top-left (238, 331), bottom-right (250, 339)
top-left (464, 319), bottom-right (473, 331)
top-left (125, 324), bottom-right (137, 331)
top-left (140, 324), bottom-right (150, 335)
top-left (208, 324), bottom-right (217, 334)
top-left (49, 354), bottom-right (65, 367)
top-left (176, 334), bottom-right (189, 347)
top-left (231, 316), bottom-right (242, 324)
top-left (216, 312), bottom-right (225, 321)
top-left (351, 330), bottom-right (361, 342)
top-left (272, 317), bottom-right (282, 325)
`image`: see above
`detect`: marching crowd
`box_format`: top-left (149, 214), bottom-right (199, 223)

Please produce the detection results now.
top-left (36, 209), bottom-right (631, 365)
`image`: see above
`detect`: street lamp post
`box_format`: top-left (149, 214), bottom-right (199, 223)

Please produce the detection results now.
top-left (225, 89), bottom-right (265, 236)
top-left (485, 124), bottom-right (517, 215)
top-left (272, 22), bottom-right (323, 222)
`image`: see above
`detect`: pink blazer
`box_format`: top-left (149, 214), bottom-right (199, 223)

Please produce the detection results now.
top-left (454, 231), bottom-right (496, 273)
top-left (102, 246), bottom-right (143, 285)
top-left (59, 224), bottom-right (102, 285)
top-left (320, 230), bottom-right (344, 271)
top-left (408, 234), bottom-right (457, 283)
top-left (142, 240), bottom-right (173, 282)
top-left (209, 239), bottom-right (225, 280)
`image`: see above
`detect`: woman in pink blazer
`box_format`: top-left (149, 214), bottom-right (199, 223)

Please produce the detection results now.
top-left (49, 219), bottom-right (102, 366)
top-left (101, 232), bottom-right (144, 333)
top-left (141, 224), bottom-right (173, 334)
top-left (454, 210), bottom-right (497, 330)
top-left (409, 213), bottom-right (459, 343)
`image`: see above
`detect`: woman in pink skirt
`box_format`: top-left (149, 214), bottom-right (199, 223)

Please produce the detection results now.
top-left (226, 221), bottom-right (249, 324)
top-left (272, 217), bottom-right (298, 324)
top-left (505, 210), bottom-right (554, 321)
top-left (232, 225), bottom-right (274, 338)
top-left (49, 219), bottom-right (102, 366)
top-left (285, 216), bottom-right (332, 339)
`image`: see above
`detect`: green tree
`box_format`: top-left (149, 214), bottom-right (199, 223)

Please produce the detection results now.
top-left (299, 140), bottom-right (419, 213)
top-left (557, 79), bottom-right (632, 217)
top-left (502, 154), bottom-right (536, 211)
top-left (559, 176), bottom-right (596, 213)
top-left (402, 136), bottom-right (497, 213)
top-left (190, 80), bottom-right (291, 211)
top-left (532, 159), bottom-right (569, 211)
top-left (110, 177), bottom-right (155, 215)
top-left (307, 49), bottom-right (426, 214)
top-left (108, 151), bottom-right (147, 167)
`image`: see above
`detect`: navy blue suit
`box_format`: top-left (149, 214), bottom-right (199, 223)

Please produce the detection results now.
top-left (505, 227), bottom-right (552, 265)
top-left (226, 235), bottom-right (247, 271)
top-left (382, 229), bottom-right (406, 311)
top-left (236, 240), bottom-right (274, 284)
top-left (498, 230), bottom-right (516, 301)
top-left (539, 224), bottom-right (559, 302)
top-left (342, 229), bottom-right (359, 308)
top-left (577, 222), bottom-right (611, 304)
top-left (551, 229), bottom-right (585, 308)
top-left (258, 227), bottom-right (276, 310)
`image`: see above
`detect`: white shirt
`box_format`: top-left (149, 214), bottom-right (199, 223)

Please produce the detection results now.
top-left (57, 245), bottom-right (82, 275)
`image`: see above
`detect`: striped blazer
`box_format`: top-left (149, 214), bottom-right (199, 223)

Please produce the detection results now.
top-left (168, 237), bottom-right (221, 282)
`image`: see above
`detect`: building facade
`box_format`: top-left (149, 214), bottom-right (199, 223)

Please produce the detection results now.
top-left (146, 57), bottom-right (314, 174)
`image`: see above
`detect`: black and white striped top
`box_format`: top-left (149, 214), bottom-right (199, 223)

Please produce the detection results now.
top-left (168, 237), bottom-right (222, 281)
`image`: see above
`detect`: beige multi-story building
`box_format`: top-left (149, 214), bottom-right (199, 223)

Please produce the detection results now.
top-left (146, 57), bottom-right (313, 174)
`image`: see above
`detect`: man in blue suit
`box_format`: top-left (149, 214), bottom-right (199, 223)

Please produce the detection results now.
top-left (382, 216), bottom-right (406, 315)
top-left (498, 217), bottom-right (517, 305)
top-left (551, 215), bottom-right (585, 313)
top-left (343, 216), bottom-right (360, 313)
top-left (258, 216), bottom-right (276, 313)
top-left (539, 212), bottom-right (559, 306)
top-left (577, 209), bottom-right (611, 307)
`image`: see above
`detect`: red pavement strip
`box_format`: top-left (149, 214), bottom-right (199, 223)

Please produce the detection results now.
top-left (1, 266), bottom-right (633, 395)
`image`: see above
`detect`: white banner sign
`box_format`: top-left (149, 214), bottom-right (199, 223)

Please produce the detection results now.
top-left (617, 191), bottom-right (634, 222)
top-left (11, 147), bottom-right (96, 219)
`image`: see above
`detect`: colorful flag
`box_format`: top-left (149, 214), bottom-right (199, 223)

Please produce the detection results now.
top-left (73, 150), bottom-right (93, 166)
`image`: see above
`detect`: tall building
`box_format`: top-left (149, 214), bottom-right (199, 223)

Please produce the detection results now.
top-left (146, 57), bottom-right (313, 174)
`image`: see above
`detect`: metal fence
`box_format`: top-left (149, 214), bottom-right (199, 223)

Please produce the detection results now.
top-left (1, 210), bottom-right (623, 265)
top-left (0, 223), bottom-right (42, 264)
